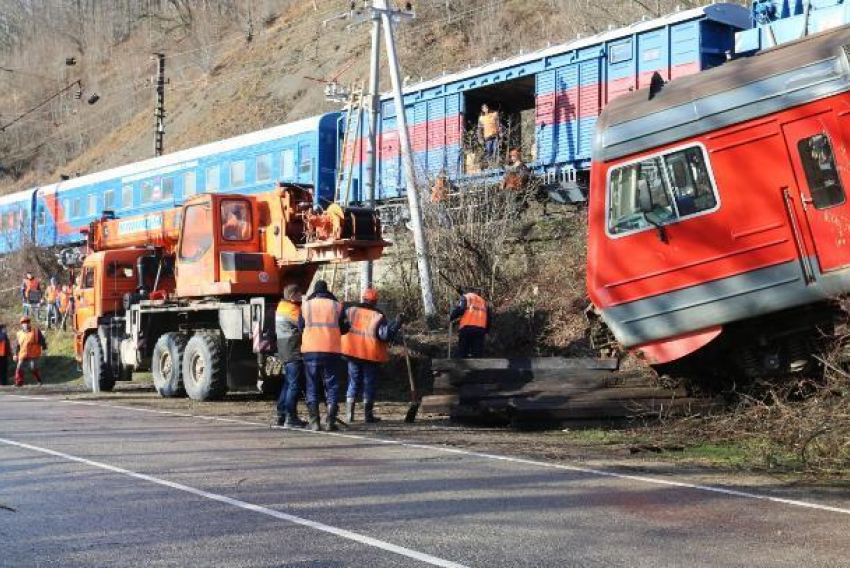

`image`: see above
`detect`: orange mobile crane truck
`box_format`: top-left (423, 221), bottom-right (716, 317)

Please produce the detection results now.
top-left (66, 184), bottom-right (386, 401)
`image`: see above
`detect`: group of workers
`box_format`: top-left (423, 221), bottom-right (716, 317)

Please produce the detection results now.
top-left (272, 280), bottom-right (491, 430)
top-left (21, 272), bottom-right (75, 331)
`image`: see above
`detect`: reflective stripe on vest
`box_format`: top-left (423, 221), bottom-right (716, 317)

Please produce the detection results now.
top-left (16, 329), bottom-right (42, 359)
top-left (459, 293), bottom-right (487, 329)
top-left (341, 306), bottom-right (388, 363)
top-left (301, 297), bottom-right (343, 354)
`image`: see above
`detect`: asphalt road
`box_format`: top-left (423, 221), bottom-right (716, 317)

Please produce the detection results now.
top-left (2, 393), bottom-right (850, 567)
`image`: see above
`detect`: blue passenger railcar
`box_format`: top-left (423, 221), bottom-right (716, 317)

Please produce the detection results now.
top-left (33, 113), bottom-right (340, 247)
top-left (340, 3), bottom-right (749, 203)
top-left (736, 0), bottom-right (850, 53)
top-left (0, 190), bottom-right (37, 254)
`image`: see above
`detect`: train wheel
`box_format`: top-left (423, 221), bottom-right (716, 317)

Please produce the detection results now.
top-left (152, 333), bottom-right (187, 398)
top-left (82, 335), bottom-right (116, 392)
top-left (182, 333), bottom-right (227, 401)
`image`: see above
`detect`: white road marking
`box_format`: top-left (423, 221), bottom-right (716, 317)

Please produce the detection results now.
top-left (0, 434), bottom-right (468, 568)
top-left (4, 393), bottom-right (850, 517)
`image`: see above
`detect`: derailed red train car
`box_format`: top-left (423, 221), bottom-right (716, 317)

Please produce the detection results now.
top-left (587, 25), bottom-right (850, 377)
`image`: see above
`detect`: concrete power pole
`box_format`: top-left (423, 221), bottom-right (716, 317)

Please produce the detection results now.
top-left (153, 53), bottom-right (166, 157)
top-left (360, 7), bottom-right (382, 293)
top-left (376, 0), bottom-right (437, 318)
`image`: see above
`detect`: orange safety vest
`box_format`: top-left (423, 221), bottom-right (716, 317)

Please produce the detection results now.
top-left (276, 300), bottom-right (301, 323)
top-left (59, 291), bottom-right (70, 312)
top-left (459, 293), bottom-right (488, 330)
top-left (16, 328), bottom-right (42, 359)
top-left (45, 284), bottom-right (57, 303)
top-left (478, 111), bottom-right (499, 139)
top-left (0, 339), bottom-right (7, 357)
top-left (341, 306), bottom-right (388, 363)
top-left (24, 278), bottom-right (40, 292)
top-left (301, 297), bottom-right (343, 354)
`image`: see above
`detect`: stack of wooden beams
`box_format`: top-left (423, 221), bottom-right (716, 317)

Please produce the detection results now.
top-left (420, 358), bottom-right (720, 427)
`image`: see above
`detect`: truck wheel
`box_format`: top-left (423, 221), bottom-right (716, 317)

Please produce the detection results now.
top-left (152, 333), bottom-right (187, 398)
top-left (182, 333), bottom-right (227, 401)
top-left (82, 335), bottom-right (116, 392)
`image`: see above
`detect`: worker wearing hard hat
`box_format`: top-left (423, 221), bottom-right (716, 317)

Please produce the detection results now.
top-left (449, 288), bottom-right (491, 358)
top-left (275, 284), bottom-right (307, 428)
top-left (13, 316), bottom-right (47, 387)
top-left (342, 288), bottom-right (402, 423)
top-left (298, 280), bottom-right (350, 431)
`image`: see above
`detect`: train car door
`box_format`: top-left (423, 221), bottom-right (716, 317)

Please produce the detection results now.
top-left (782, 115), bottom-right (850, 273)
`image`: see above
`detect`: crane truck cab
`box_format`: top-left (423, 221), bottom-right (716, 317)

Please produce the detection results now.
top-left (72, 184), bottom-right (386, 399)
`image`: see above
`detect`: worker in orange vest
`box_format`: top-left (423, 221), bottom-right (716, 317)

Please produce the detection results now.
top-left (342, 288), bottom-right (402, 424)
top-left (20, 272), bottom-right (41, 320)
top-left (449, 288), bottom-right (491, 358)
top-left (44, 277), bottom-right (59, 329)
top-left (57, 285), bottom-right (72, 331)
top-left (298, 280), bottom-right (350, 431)
top-left (275, 284), bottom-right (307, 428)
top-left (0, 324), bottom-right (10, 386)
top-left (478, 103), bottom-right (501, 163)
top-left (13, 316), bottom-right (47, 387)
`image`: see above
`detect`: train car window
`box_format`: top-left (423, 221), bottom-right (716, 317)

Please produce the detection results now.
top-left (257, 154), bottom-right (272, 182)
top-left (221, 199), bottom-right (252, 242)
top-left (281, 149), bottom-right (295, 180)
top-left (798, 134), bottom-right (846, 209)
top-left (72, 198), bottom-right (81, 218)
top-left (162, 176), bottom-right (175, 200)
top-left (88, 194), bottom-right (97, 215)
top-left (184, 171), bottom-right (197, 197)
top-left (608, 156), bottom-right (674, 235)
top-left (104, 190), bottom-right (115, 211)
top-left (609, 41), bottom-right (632, 64)
top-left (121, 185), bottom-right (133, 209)
top-left (179, 203), bottom-right (213, 261)
top-left (141, 181), bottom-right (154, 203)
top-left (300, 147), bottom-right (313, 176)
top-left (62, 199), bottom-right (70, 220)
top-left (206, 165), bottom-right (220, 192)
top-left (106, 263), bottom-right (134, 279)
top-left (664, 147), bottom-right (717, 217)
top-left (230, 160), bottom-right (246, 187)
top-left (608, 145), bottom-right (718, 236)
top-left (38, 208), bottom-right (46, 226)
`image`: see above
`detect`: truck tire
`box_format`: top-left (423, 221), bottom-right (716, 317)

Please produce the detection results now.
top-left (152, 333), bottom-right (187, 398)
top-left (82, 335), bottom-right (116, 392)
top-left (182, 333), bottom-right (227, 401)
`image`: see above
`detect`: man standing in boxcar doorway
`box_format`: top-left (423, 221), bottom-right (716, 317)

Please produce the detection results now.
top-left (478, 104), bottom-right (501, 164)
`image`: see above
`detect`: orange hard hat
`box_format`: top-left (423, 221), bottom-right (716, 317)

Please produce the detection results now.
top-left (19, 316), bottom-right (30, 324)
top-left (362, 288), bottom-right (379, 303)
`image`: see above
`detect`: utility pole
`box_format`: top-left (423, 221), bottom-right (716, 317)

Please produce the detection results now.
top-left (356, 0), bottom-right (435, 318)
top-left (360, 4), bottom-right (382, 293)
top-left (153, 52), bottom-right (166, 157)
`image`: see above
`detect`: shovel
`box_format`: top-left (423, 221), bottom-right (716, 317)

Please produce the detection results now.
top-left (402, 332), bottom-right (420, 423)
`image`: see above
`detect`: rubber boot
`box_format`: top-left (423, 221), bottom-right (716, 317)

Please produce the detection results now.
top-left (326, 403), bottom-right (339, 432)
top-left (33, 369), bottom-right (42, 386)
top-left (14, 370), bottom-right (23, 388)
top-left (284, 412), bottom-right (308, 428)
top-left (364, 401), bottom-right (381, 423)
top-left (346, 398), bottom-right (356, 423)
top-left (307, 403), bottom-right (321, 431)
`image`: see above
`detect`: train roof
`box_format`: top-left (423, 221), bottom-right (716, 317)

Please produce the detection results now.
top-left (594, 23), bottom-right (850, 162)
top-left (39, 113), bottom-right (336, 196)
top-left (390, 3), bottom-right (750, 100)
